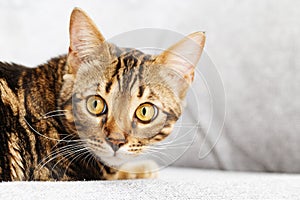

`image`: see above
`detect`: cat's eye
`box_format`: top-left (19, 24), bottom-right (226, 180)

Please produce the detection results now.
top-left (135, 103), bottom-right (157, 123)
top-left (86, 95), bottom-right (107, 116)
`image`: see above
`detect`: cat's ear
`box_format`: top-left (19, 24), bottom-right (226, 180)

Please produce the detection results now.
top-left (155, 32), bottom-right (205, 98)
top-left (67, 8), bottom-right (106, 74)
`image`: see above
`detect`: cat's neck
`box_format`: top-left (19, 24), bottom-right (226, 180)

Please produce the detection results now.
top-left (22, 55), bottom-right (68, 132)
top-left (35, 55), bottom-right (68, 103)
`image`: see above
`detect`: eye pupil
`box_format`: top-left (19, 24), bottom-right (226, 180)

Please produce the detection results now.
top-left (142, 107), bottom-right (147, 116)
top-left (93, 100), bottom-right (98, 109)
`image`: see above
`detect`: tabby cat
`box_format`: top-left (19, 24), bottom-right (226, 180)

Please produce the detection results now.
top-left (0, 8), bottom-right (205, 181)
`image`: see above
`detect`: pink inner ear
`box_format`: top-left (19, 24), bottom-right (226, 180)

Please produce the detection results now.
top-left (156, 32), bottom-right (205, 84)
top-left (158, 52), bottom-right (196, 84)
top-left (69, 8), bottom-right (105, 54)
top-left (67, 8), bottom-right (106, 75)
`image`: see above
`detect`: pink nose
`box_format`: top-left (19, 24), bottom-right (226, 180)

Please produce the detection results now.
top-left (105, 137), bottom-right (126, 152)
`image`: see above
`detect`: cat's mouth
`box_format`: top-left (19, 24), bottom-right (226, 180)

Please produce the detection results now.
top-left (87, 142), bottom-right (139, 167)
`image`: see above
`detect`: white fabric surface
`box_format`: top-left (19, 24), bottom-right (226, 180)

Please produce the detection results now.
top-left (1, 167), bottom-right (299, 200)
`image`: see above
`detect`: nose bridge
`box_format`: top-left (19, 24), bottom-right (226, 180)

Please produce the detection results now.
top-left (109, 95), bottom-right (131, 133)
top-left (107, 130), bottom-right (125, 140)
top-left (104, 115), bottom-right (127, 139)
top-left (104, 117), bottom-right (127, 152)
top-left (114, 99), bottom-right (130, 120)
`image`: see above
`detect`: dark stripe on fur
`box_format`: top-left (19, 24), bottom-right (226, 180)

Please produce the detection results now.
top-left (137, 65), bottom-right (145, 97)
top-left (105, 81), bottom-right (113, 93)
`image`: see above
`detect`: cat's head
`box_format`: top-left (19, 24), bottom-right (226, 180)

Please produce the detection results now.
top-left (61, 8), bottom-right (205, 166)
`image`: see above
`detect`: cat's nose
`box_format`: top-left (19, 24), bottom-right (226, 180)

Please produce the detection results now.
top-left (105, 137), bottom-right (126, 152)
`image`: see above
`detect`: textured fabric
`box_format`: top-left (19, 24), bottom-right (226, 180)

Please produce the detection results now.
top-left (1, 167), bottom-right (300, 200)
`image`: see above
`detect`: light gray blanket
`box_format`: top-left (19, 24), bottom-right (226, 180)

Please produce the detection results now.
top-left (1, 167), bottom-right (300, 200)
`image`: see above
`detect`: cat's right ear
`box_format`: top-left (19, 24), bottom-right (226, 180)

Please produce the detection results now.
top-left (67, 8), bottom-right (106, 74)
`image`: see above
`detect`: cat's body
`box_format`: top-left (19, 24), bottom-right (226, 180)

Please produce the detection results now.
top-left (0, 59), bottom-right (65, 181)
top-left (0, 54), bottom-right (155, 181)
top-left (0, 8), bottom-right (205, 181)
top-left (0, 56), bottom-right (103, 181)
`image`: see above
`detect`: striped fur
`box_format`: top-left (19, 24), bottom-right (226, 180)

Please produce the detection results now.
top-left (0, 52), bottom-right (177, 181)
top-left (0, 8), bottom-right (205, 181)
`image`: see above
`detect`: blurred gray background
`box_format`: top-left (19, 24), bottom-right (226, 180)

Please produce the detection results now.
top-left (0, 0), bottom-right (299, 172)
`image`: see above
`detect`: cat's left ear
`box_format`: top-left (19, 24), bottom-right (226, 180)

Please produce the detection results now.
top-left (155, 32), bottom-right (205, 98)
top-left (67, 8), bottom-right (107, 74)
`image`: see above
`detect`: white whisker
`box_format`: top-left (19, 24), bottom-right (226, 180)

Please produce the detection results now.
top-left (61, 148), bottom-right (90, 178)
top-left (41, 113), bottom-right (66, 119)
top-left (23, 117), bottom-right (84, 143)
top-left (42, 110), bottom-right (67, 117)
top-left (49, 146), bottom-right (88, 176)
top-left (145, 149), bottom-right (176, 163)
top-left (35, 143), bottom-right (85, 173)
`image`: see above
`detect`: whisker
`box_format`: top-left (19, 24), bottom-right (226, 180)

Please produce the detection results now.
top-left (40, 113), bottom-right (66, 120)
top-left (33, 132), bottom-right (85, 176)
top-left (154, 150), bottom-right (176, 162)
top-left (86, 153), bottom-right (95, 166)
top-left (23, 117), bottom-right (85, 143)
top-left (59, 148), bottom-right (90, 178)
top-left (144, 149), bottom-right (175, 163)
top-left (39, 145), bottom-right (84, 176)
top-left (55, 146), bottom-right (87, 167)
top-left (42, 110), bottom-right (67, 117)
top-left (157, 124), bottom-right (200, 146)
top-left (154, 133), bottom-right (193, 146)
top-left (173, 123), bottom-right (201, 128)
top-left (149, 144), bottom-right (189, 150)
top-left (35, 143), bottom-right (85, 173)
top-left (49, 134), bottom-right (79, 152)
top-left (154, 140), bottom-right (193, 148)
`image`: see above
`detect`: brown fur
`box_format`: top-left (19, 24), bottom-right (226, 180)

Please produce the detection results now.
top-left (0, 8), bottom-right (205, 181)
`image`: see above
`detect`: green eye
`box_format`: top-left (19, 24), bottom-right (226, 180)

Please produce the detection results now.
top-left (135, 103), bottom-right (157, 123)
top-left (86, 95), bottom-right (106, 116)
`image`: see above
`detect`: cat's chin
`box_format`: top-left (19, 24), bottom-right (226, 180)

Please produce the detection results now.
top-left (90, 147), bottom-right (139, 167)
top-left (99, 155), bottom-right (133, 168)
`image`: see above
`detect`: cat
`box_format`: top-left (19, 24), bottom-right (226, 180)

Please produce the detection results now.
top-left (0, 7), bottom-right (205, 181)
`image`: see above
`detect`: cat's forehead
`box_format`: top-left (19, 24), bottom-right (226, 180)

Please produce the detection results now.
top-left (102, 45), bottom-right (157, 93)
top-left (109, 45), bottom-right (154, 69)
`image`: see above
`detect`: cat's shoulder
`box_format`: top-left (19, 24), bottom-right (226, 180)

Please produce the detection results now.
top-left (0, 62), bottom-right (27, 78)
top-left (0, 62), bottom-right (27, 96)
